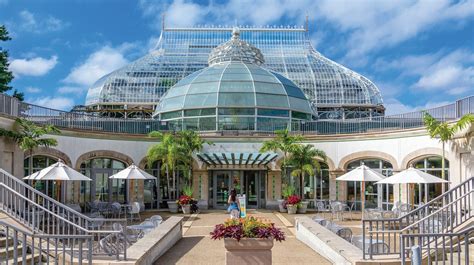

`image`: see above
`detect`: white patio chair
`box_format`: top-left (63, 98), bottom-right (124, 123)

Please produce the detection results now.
top-left (149, 215), bottom-right (163, 227)
top-left (127, 202), bottom-right (141, 221)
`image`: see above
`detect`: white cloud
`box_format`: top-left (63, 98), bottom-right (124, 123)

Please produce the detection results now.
top-left (18, 10), bottom-right (68, 33)
top-left (30, 96), bottom-right (75, 111)
top-left (377, 49), bottom-right (474, 94)
top-left (64, 46), bottom-right (129, 86)
top-left (58, 86), bottom-right (87, 95)
top-left (9, 56), bottom-right (58, 77)
top-left (25, 86), bottom-right (41, 93)
top-left (384, 98), bottom-right (451, 116)
top-left (315, 0), bottom-right (474, 59)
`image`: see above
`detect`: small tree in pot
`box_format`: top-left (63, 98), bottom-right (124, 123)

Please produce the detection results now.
top-left (286, 195), bottom-right (301, 214)
top-left (211, 217), bottom-right (285, 265)
top-left (279, 185), bottom-right (296, 212)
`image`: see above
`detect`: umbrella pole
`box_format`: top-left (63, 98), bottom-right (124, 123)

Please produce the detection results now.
top-left (418, 183), bottom-right (422, 206)
top-left (361, 181), bottom-right (365, 213)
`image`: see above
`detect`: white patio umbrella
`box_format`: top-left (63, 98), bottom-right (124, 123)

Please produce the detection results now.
top-left (108, 164), bottom-right (156, 203)
top-left (377, 166), bottom-right (449, 206)
top-left (336, 163), bottom-right (386, 212)
top-left (24, 160), bottom-right (91, 202)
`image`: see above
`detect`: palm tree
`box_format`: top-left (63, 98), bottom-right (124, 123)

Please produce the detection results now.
top-left (288, 144), bottom-right (326, 198)
top-left (423, 113), bottom-right (474, 192)
top-left (260, 129), bottom-right (303, 186)
top-left (0, 118), bottom-right (59, 156)
top-left (175, 131), bottom-right (211, 187)
top-left (147, 132), bottom-right (182, 199)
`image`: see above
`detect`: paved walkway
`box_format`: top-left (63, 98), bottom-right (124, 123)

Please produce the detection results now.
top-left (155, 210), bottom-right (331, 265)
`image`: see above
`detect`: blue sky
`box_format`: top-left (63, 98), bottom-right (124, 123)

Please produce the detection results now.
top-left (0, 0), bottom-right (473, 114)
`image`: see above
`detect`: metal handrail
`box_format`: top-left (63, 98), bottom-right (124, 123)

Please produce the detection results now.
top-left (362, 176), bottom-right (474, 259)
top-left (0, 220), bottom-right (93, 264)
top-left (0, 169), bottom-right (128, 260)
top-left (0, 168), bottom-right (125, 224)
top-left (400, 190), bottom-right (473, 233)
top-left (1, 93), bottom-right (473, 135)
top-left (400, 223), bottom-right (473, 264)
top-left (0, 183), bottom-right (120, 234)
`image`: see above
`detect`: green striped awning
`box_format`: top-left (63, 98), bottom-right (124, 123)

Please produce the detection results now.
top-left (196, 152), bottom-right (278, 167)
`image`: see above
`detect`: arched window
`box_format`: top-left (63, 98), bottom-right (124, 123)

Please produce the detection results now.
top-left (144, 161), bottom-right (161, 209)
top-left (412, 156), bottom-right (449, 202)
top-left (346, 158), bottom-right (393, 210)
top-left (24, 155), bottom-right (58, 198)
top-left (79, 158), bottom-right (127, 203)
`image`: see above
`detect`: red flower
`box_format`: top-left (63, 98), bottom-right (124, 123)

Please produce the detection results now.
top-left (177, 195), bottom-right (192, 206)
top-left (286, 195), bottom-right (301, 205)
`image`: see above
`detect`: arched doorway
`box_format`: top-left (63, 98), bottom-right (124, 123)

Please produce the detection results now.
top-left (24, 155), bottom-right (58, 199)
top-left (144, 161), bottom-right (161, 209)
top-left (412, 156), bottom-right (449, 203)
top-left (346, 158), bottom-right (393, 210)
top-left (79, 158), bottom-right (128, 203)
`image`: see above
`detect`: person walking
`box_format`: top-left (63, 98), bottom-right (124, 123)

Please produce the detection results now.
top-left (227, 188), bottom-right (240, 219)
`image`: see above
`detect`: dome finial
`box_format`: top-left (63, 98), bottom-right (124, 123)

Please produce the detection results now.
top-left (232, 27), bottom-right (240, 39)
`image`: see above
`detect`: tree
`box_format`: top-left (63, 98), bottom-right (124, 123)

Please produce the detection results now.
top-left (175, 130), bottom-right (211, 186)
top-left (0, 25), bottom-right (14, 94)
top-left (0, 118), bottom-right (60, 156)
top-left (260, 129), bottom-right (303, 187)
top-left (423, 113), bottom-right (474, 192)
top-left (288, 144), bottom-right (326, 198)
top-left (147, 130), bottom-right (210, 198)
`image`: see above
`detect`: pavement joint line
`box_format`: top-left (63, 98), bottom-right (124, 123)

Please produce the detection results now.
top-left (274, 212), bottom-right (294, 227)
top-left (182, 212), bottom-right (199, 234)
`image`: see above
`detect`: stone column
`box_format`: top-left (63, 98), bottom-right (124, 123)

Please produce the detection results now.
top-left (193, 169), bottom-right (209, 209)
top-left (329, 170), bottom-right (345, 201)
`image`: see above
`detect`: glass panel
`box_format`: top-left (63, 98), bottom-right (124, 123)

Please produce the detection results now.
top-left (255, 93), bottom-right (289, 108)
top-left (257, 117), bottom-right (288, 131)
top-left (160, 96), bottom-right (184, 111)
top-left (258, 108), bottom-right (289, 117)
top-left (199, 117), bottom-right (216, 130)
top-left (284, 85), bottom-right (306, 98)
top-left (426, 156), bottom-right (442, 168)
top-left (254, 82), bottom-right (286, 94)
top-left (219, 81), bottom-right (254, 93)
top-left (95, 172), bottom-right (109, 202)
top-left (187, 82), bottom-right (219, 94)
top-left (289, 97), bottom-right (312, 113)
top-left (215, 172), bottom-right (230, 207)
top-left (184, 108), bottom-right (216, 117)
top-left (292, 111), bottom-right (311, 120)
top-left (218, 93), bottom-right (255, 107)
top-left (221, 73), bottom-right (252, 81)
top-left (245, 171), bottom-right (258, 208)
top-left (218, 117), bottom-right (255, 130)
top-left (165, 84), bottom-right (188, 98)
top-left (161, 110), bottom-right (182, 120)
top-left (110, 179), bottom-right (126, 203)
top-left (218, 108), bottom-right (254, 115)
top-left (184, 93), bottom-right (217, 108)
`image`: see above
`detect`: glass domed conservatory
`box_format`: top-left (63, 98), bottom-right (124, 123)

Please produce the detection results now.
top-left (154, 28), bottom-right (313, 131)
top-left (84, 25), bottom-right (384, 119)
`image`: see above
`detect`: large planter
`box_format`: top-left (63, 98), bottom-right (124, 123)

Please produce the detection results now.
top-left (181, 204), bottom-right (191, 214)
top-left (224, 238), bottom-right (273, 265)
top-left (287, 204), bottom-right (297, 214)
top-left (167, 201), bottom-right (179, 213)
top-left (277, 199), bottom-right (286, 213)
top-left (297, 201), bottom-right (309, 214)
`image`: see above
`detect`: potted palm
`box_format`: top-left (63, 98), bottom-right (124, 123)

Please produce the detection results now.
top-left (286, 195), bottom-right (300, 214)
top-left (211, 216), bottom-right (285, 265)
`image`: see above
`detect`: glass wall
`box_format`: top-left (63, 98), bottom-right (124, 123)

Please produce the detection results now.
top-left (24, 155), bottom-right (58, 199)
top-left (79, 158), bottom-right (127, 204)
top-left (412, 156), bottom-right (449, 203)
top-left (346, 158), bottom-right (393, 209)
top-left (315, 163), bottom-right (330, 200)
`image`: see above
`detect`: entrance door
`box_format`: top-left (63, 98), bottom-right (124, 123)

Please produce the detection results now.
top-left (213, 171), bottom-right (231, 209)
top-left (92, 169), bottom-right (110, 202)
top-left (244, 171), bottom-right (259, 208)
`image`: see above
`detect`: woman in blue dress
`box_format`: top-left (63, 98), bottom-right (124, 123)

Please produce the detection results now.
top-left (227, 188), bottom-right (240, 219)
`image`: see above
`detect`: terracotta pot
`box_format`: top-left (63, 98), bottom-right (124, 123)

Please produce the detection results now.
top-left (297, 201), bottom-right (309, 214)
top-left (182, 204), bottom-right (191, 214)
top-left (167, 201), bottom-right (179, 213)
top-left (224, 238), bottom-right (273, 265)
top-left (277, 199), bottom-right (286, 213)
top-left (287, 204), bottom-right (297, 214)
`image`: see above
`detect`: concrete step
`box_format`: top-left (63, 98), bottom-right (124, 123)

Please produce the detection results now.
top-left (0, 244), bottom-right (26, 258)
top-left (1, 252), bottom-right (43, 264)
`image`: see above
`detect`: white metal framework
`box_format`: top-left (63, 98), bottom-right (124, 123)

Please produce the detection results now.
top-left (85, 25), bottom-right (384, 119)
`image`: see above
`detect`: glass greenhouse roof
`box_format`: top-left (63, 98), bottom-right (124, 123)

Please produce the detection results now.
top-left (85, 26), bottom-right (384, 119)
top-left (154, 61), bottom-right (313, 115)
